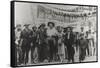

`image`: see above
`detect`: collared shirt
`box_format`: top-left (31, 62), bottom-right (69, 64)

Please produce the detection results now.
top-left (47, 27), bottom-right (57, 37)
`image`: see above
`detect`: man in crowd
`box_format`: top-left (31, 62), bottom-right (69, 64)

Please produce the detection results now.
top-left (31, 26), bottom-right (38, 63)
top-left (64, 27), bottom-right (75, 63)
top-left (88, 29), bottom-right (94, 56)
top-left (79, 34), bottom-right (88, 62)
top-left (80, 27), bottom-right (84, 35)
top-left (85, 31), bottom-right (90, 56)
top-left (75, 32), bottom-right (80, 52)
top-left (20, 24), bottom-right (32, 64)
top-left (47, 22), bottom-right (58, 62)
top-left (38, 23), bottom-right (48, 62)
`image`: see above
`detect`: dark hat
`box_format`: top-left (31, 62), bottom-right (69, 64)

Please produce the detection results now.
top-left (38, 23), bottom-right (45, 29)
top-left (64, 26), bottom-right (73, 32)
top-left (56, 26), bottom-right (62, 30)
top-left (66, 26), bottom-right (73, 30)
top-left (48, 22), bottom-right (55, 27)
top-left (24, 24), bottom-right (30, 27)
top-left (67, 26), bottom-right (72, 29)
top-left (32, 26), bottom-right (37, 29)
top-left (16, 24), bottom-right (21, 28)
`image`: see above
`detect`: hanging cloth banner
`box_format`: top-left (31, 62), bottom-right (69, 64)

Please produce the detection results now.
top-left (37, 5), bottom-right (96, 23)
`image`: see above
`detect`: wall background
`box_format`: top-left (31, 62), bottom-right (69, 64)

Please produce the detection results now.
top-left (0, 0), bottom-right (99, 68)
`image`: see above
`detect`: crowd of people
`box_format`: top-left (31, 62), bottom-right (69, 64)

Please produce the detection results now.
top-left (15, 22), bottom-right (96, 65)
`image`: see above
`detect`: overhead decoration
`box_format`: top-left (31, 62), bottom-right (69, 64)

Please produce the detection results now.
top-left (37, 5), bottom-right (96, 23)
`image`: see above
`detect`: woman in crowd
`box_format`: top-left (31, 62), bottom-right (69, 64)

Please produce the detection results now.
top-left (56, 26), bottom-right (65, 62)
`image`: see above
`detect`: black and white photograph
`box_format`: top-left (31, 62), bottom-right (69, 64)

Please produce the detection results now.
top-left (11, 1), bottom-right (98, 67)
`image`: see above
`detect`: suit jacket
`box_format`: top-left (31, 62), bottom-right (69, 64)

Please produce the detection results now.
top-left (64, 32), bottom-right (75, 46)
top-left (79, 39), bottom-right (88, 49)
top-left (38, 28), bottom-right (47, 44)
top-left (20, 28), bottom-right (32, 47)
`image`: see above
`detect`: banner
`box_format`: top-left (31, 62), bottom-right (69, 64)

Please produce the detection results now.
top-left (37, 5), bottom-right (96, 23)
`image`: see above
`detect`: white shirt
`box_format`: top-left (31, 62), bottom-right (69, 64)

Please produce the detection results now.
top-left (15, 29), bottom-right (21, 45)
top-left (88, 33), bottom-right (93, 39)
top-left (47, 27), bottom-right (57, 37)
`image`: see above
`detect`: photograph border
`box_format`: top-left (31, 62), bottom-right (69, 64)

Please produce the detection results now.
top-left (11, 1), bottom-right (98, 67)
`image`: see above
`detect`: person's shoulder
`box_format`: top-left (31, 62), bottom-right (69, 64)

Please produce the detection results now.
top-left (22, 28), bottom-right (25, 31)
top-left (47, 27), bottom-right (50, 30)
top-left (53, 28), bottom-right (57, 32)
top-left (21, 29), bottom-right (25, 33)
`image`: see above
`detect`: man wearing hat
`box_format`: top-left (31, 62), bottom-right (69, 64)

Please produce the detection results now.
top-left (79, 34), bottom-right (88, 62)
top-left (31, 26), bottom-right (38, 63)
top-left (37, 23), bottom-right (49, 62)
top-left (20, 24), bottom-right (32, 64)
top-left (80, 27), bottom-right (85, 38)
top-left (47, 22), bottom-right (58, 62)
top-left (64, 26), bottom-right (75, 63)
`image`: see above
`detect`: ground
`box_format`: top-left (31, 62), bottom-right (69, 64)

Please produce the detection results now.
top-left (19, 48), bottom-right (97, 66)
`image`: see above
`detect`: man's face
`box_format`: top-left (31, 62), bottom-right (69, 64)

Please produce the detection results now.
top-left (49, 24), bottom-right (53, 29)
top-left (40, 26), bottom-right (45, 30)
top-left (86, 32), bottom-right (88, 35)
top-left (17, 28), bottom-right (21, 31)
top-left (81, 28), bottom-right (84, 32)
top-left (67, 28), bottom-right (70, 32)
top-left (33, 27), bottom-right (37, 31)
top-left (25, 26), bottom-right (29, 29)
top-left (34, 27), bottom-right (37, 31)
top-left (57, 27), bottom-right (62, 32)
top-left (76, 32), bottom-right (79, 35)
top-left (89, 30), bottom-right (91, 33)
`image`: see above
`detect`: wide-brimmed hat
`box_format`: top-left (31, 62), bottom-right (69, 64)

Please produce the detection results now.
top-left (47, 22), bottom-right (55, 27)
top-left (32, 26), bottom-right (37, 29)
top-left (63, 26), bottom-right (73, 32)
top-left (65, 26), bottom-right (73, 30)
top-left (24, 24), bottom-right (30, 27)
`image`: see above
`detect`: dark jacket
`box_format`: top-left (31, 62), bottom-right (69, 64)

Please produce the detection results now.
top-left (64, 32), bottom-right (75, 46)
top-left (20, 28), bottom-right (31, 47)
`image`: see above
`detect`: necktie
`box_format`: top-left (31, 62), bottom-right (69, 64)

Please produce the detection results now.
top-left (68, 32), bottom-right (70, 39)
